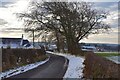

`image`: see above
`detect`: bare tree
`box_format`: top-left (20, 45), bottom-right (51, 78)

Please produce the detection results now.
top-left (18, 2), bottom-right (110, 55)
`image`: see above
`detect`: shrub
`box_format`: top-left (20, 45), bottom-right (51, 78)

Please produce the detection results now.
top-left (2, 48), bottom-right (46, 72)
top-left (83, 52), bottom-right (120, 79)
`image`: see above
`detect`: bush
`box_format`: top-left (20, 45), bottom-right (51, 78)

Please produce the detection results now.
top-left (2, 48), bottom-right (46, 72)
top-left (83, 52), bottom-right (120, 79)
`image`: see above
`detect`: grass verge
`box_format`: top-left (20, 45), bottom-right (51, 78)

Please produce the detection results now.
top-left (95, 52), bottom-right (120, 57)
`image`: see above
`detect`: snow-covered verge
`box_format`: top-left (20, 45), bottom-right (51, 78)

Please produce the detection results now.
top-left (46, 51), bottom-right (85, 78)
top-left (0, 56), bottom-right (50, 79)
top-left (106, 56), bottom-right (120, 64)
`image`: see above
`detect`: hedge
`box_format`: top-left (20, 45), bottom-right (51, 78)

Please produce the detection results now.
top-left (2, 48), bottom-right (46, 71)
top-left (83, 52), bottom-right (119, 79)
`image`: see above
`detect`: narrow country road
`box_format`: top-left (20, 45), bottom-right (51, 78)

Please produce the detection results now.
top-left (5, 53), bottom-right (69, 80)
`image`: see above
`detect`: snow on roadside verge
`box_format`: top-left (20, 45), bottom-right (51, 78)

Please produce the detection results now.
top-left (0, 56), bottom-right (50, 79)
top-left (46, 51), bottom-right (85, 78)
top-left (106, 56), bottom-right (120, 64)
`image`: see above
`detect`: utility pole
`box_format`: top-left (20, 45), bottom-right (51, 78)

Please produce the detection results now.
top-left (32, 30), bottom-right (35, 47)
top-left (25, 28), bottom-right (35, 48)
top-left (20, 34), bottom-right (23, 48)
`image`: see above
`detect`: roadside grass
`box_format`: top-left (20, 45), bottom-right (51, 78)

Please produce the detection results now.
top-left (95, 52), bottom-right (120, 57)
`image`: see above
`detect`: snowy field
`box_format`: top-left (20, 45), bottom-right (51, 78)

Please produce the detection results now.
top-left (0, 56), bottom-right (50, 79)
top-left (106, 56), bottom-right (120, 64)
top-left (46, 51), bottom-right (85, 78)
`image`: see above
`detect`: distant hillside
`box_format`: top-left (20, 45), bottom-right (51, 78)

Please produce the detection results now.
top-left (80, 43), bottom-right (119, 52)
top-left (80, 43), bottom-right (119, 47)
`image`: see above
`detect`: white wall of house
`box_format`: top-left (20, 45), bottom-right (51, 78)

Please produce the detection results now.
top-left (0, 43), bottom-right (20, 48)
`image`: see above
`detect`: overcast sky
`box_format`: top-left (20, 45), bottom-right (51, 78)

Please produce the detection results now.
top-left (0, 0), bottom-right (119, 44)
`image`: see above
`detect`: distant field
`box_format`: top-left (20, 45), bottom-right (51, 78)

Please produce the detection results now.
top-left (95, 52), bottom-right (120, 57)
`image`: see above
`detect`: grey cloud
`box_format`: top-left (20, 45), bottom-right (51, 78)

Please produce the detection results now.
top-left (0, 18), bottom-right (8, 25)
top-left (0, 0), bottom-right (17, 3)
top-left (0, 0), bottom-right (17, 7)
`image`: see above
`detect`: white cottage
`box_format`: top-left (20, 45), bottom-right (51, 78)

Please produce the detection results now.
top-left (0, 37), bottom-right (31, 48)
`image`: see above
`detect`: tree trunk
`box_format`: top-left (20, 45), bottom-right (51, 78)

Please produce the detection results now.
top-left (66, 37), bottom-right (82, 55)
top-left (55, 32), bottom-right (60, 52)
top-left (55, 32), bottom-right (65, 53)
